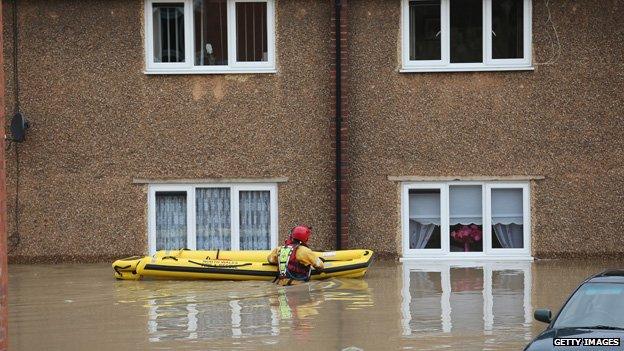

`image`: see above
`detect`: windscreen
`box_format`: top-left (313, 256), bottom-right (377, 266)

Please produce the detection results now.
top-left (554, 283), bottom-right (624, 329)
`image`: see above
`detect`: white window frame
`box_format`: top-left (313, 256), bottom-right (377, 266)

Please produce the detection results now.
top-left (402, 183), bottom-right (449, 258)
top-left (147, 183), bottom-right (278, 254)
top-left (144, 0), bottom-right (276, 74)
top-left (400, 0), bottom-right (532, 72)
top-left (401, 181), bottom-right (531, 260)
top-left (485, 183), bottom-right (531, 257)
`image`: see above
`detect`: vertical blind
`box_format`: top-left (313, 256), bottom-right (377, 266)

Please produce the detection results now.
top-left (235, 2), bottom-right (268, 62)
top-left (194, 0), bottom-right (228, 65)
top-left (153, 4), bottom-right (186, 63)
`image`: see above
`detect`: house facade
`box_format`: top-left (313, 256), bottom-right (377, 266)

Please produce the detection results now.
top-left (2, 0), bottom-right (623, 262)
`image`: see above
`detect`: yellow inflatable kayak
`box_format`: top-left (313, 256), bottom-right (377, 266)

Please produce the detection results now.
top-left (112, 249), bottom-right (374, 281)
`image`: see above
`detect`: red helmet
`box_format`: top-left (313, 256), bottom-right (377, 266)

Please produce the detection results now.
top-left (291, 226), bottom-right (311, 243)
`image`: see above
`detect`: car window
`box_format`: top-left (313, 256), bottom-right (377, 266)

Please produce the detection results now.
top-left (554, 282), bottom-right (624, 329)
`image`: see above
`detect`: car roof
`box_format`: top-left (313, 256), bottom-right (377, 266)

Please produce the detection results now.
top-left (585, 269), bottom-right (624, 283)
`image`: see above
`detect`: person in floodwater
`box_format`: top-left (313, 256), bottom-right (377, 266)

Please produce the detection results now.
top-left (267, 225), bottom-right (324, 286)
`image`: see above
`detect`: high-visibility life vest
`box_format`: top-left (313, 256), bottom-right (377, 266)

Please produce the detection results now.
top-left (277, 244), bottom-right (311, 282)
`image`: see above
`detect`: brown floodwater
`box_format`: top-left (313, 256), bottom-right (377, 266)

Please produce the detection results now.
top-left (7, 259), bottom-right (624, 350)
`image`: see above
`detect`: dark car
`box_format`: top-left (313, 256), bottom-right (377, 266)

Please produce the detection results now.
top-left (525, 270), bottom-right (624, 351)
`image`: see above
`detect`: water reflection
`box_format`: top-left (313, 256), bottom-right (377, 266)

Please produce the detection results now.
top-left (10, 260), bottom-right (623, 350)
top-left (139, 262), bottom-right (531, 346)
top-left (133, 279), bottom-right (373, 343)
top-left (401, 262), bottom-right (533, 347)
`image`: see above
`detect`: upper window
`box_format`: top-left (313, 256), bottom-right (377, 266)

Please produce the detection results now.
top-left (401, 0), bottom-right (532, 72)
top-left (402, 182), bottom-right (531, 258)
top-left (145, 0), bottom-right (276, 74)
top-left (148, 183), bottom-right (278, 254)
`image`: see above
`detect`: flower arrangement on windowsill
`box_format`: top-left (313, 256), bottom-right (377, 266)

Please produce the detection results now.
top-left (451, 225), bottom-right (482, 252)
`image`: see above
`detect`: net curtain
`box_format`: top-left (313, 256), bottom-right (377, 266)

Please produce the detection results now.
top-left (239, 191), bottom-right (271, 250)
top-left (156, 189), bottom-right (271, 251)
top-left (156, 193), bottom-right (188, 250)
top-left (196, 188), bottom-right (232, 250)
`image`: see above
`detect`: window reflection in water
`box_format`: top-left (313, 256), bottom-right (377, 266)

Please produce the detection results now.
top-left (143, 279), bottom-right (372, 343)
top-left (405, 271), bottom-right (446, 333)
top-left (450, 267), bottom-right (484, 331)
top-left (147, 294), bottom-right (278, 342)
top-left (402, 262), bottom-right (532, 341)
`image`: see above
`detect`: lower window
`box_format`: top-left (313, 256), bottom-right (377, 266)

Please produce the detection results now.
top-left (148, 183), bottom-right (278, 254)
top-left (402, 181), bottom-right (530, 258)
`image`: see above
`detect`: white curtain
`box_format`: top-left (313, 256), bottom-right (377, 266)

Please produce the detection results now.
top-left (156, 193), bottom-right (187, 250)
top-left (492, 188), bottom-right (524, 248)
top-left (196, 188), bottom-right (231, 250)
top-left (409, 220), bottom-right (436, 249)
top-left (493, 223), bottom-right (524, 248)
top-left (239, 191), bottom-right (271, 250)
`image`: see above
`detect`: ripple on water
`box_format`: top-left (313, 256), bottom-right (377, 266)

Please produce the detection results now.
top-left (8, 259), bottom-right (624, 350)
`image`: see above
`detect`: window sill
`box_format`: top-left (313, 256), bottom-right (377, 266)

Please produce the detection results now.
top-left (400, 255), bottom-right (534, 262)
top-left (400, 65), bottom-right (534, 73)
top-left (144, 67), bottom-right (277, 75)
top-left (134, 177), bottom-right (288, 184)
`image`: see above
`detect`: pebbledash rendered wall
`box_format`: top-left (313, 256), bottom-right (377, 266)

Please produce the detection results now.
top-left (2, 0), bottom-right (623, 262)
top-left (347, 0), bottom-right (624, 258)
top-left (2, 0), bottom-right (336, 262)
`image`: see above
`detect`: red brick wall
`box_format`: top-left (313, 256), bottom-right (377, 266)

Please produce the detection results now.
top-left (0, 0), bottom-right (8, 348)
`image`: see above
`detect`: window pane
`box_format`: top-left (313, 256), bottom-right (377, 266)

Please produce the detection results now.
top-left (409, 0), bottom-right (441, 61)
top-left (491, 188), bottom-right (524, 249)
top-left (194, 0), bottom-right (228, 66)
top-left (153, 3), bottom-right (186, 63)
top-left (235, 2), bottom-right (268, 62)
top-left (408, 189), bottom-right (441, 249)
top-left (156, 192), bottom-right (187, 250)
top-left (492, 0), bottom-right (524, 59)
top-left (196, 188), bottom-right (231, 250)
top-left (450, 0), bottom-right (483, 63)
top-left (449, 185), bottom-right (483, 252)
top-left (239, 191), bottom-right (270, 250)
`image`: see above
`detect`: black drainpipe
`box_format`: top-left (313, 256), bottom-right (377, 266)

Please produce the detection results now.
top-left (334, 0), bottom-right (342, 250)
